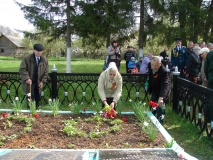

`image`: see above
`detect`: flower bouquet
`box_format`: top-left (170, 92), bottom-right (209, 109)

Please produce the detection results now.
top-left (149, 100), bottom-right (159, 110)
top-left (149, 100), bottom-right (165, 110)
top-left (101, 105), bottom-right (117, 119)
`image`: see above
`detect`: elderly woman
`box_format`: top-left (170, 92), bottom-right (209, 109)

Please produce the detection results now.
top-left (98, 62), bottom-right (122, 109)
top-left (199, 48), bottom-right (210, 87)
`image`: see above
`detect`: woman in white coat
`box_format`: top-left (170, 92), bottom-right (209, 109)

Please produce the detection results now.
top-left (98, 62), bottom-right (122, 109)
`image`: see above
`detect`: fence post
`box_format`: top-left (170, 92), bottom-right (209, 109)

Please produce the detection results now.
top-left (172, 67), bottom-right (180, 113)
top-left (51, 64), bottom-right (58, 99)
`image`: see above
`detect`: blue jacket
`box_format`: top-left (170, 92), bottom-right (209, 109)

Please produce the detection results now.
top-left (171, 46), bottom-right (187, 69)
top-left (128, 60), bottom-right (136, 69)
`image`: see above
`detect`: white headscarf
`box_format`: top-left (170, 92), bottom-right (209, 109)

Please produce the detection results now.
top-left (106, 62), bottom-right (118, 72)
top-left (104, 62), bottom-right (118, 85)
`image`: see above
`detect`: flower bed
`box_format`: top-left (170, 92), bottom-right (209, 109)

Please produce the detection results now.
top-left (0, 113), bottom-right (167, 149)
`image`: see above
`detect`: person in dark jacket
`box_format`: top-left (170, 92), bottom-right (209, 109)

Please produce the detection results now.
top-left (106, 40), bottom-right (121, 70)
top-left (185, 45), bottom-right (201, 83)
top-left (204, 50), bottom-right (213, 89)
top-left (136, 55), bottom-right (143, 71)
top-left (124, 46), bottom-right (135, 73)
top-left (148, 56), bottom-right (171, 124)
top-left (19, 44), bottom-right (49, 108)
top-left (160, 48), bottom-right (169, 67)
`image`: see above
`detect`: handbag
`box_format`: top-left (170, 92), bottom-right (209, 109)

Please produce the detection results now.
top-left (102, 55), bottom-right (111, 70)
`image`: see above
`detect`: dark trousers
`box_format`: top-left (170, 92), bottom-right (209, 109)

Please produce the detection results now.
top-left (152, 106), bottom-right (165, 124)
top-left (179, 68), bottom-right (185, 78)
top-left (102, 97), bottom-right (116, 110)
top-left (150, 93), bottom-right (166, 124)
top-left (27, 82), bottom-right (40, 108)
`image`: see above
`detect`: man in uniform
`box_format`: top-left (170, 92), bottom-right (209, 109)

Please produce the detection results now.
top-left (171, 38), bottom-right (187, 78)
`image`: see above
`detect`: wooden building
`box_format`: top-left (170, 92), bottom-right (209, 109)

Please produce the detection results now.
top-left (0, 35), bottom-right (26, 56)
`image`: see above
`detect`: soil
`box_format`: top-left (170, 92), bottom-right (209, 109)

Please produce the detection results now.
top-left (0, 113), bottom-right (167, 149)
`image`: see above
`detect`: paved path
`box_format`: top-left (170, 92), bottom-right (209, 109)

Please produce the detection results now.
top-left (0, 148), bottom-right (180, 160)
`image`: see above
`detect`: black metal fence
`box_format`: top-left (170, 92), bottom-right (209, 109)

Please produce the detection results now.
top-left (0, 71), bottom-right (149, 105)
top-left (0, 71), bottom-right (212, 137)
top-left (172, 75), bottom-right (213, 137)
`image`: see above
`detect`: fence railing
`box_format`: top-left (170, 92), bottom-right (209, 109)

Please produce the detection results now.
top-left (0, 71), bottom-right (149, 105)
top-left (0, 71), bottom-right (212, 137)
top-left (172, 75), bottom-right (213, 137)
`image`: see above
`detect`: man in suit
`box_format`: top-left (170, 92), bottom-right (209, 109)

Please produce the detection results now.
top-left (148, 56), bottom-right (171, 124)
top-left (171, 38), bottom-right (187, 78)
top-left (19, 44), bottom-right (49, 108)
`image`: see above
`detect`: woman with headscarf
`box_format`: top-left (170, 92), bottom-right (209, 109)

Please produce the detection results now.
top-left (98, 62), bottom-right (122, 109)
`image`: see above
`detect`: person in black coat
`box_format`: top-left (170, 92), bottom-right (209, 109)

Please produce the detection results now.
top-left (185, 46), bottom-right (201, 83)
top-left (148, 56), bottom-right (171, 124)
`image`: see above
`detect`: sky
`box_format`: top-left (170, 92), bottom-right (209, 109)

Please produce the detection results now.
top-left (0, 0), bottom-right (35, 34)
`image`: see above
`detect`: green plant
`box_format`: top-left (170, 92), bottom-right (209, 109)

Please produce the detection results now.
top-left (110, 119), bottom-right (123, 125)
top-left (29, 100), bottom-right (37, 116)
top-left (7, 134), bottom-right (17, 140)
top-left (132, 102), bottom-right (149, 123)
top-left (4, 120), bottom-right (13, 129)
top-left (23, 126), bottom-right (32, 133)
top-left (69, 102), bottom-right (84, 114)
top-left (93, 115), bottom-right (103, 122)
top-left (123, 142), bottom-right (131, 147)
top-left (12, 97), bottom-right (23, 115)
top-left (89, 131), bottom-right (106, 138)
top-left (0, 136), bottom-right (6, 146)
top-left (109, 125), bottom-right (121, 132)
top-left (115, 100), bottom-right (123, 115)
top-left (92, 101), bottom-right (102, 113)
top-left (61, 120), bottom-right (87, 137)
top-left (142, 121), bottom-right (158, 142)
top-left (164, 138), bottom-right (176, 148)
top-left (48, 98), bottom-right (60, 117)
top-left (67, 143), bottom-right (75, 149)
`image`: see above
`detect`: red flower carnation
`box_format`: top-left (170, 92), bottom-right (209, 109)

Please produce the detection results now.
top-left (149, 100), bottom-right (159, 108)
top-left (122, 118), bottom-right (127, 122)
top-left (2, 113), bottom-right (7, 118)
top-left (34, 113), bottom-right (39, 119)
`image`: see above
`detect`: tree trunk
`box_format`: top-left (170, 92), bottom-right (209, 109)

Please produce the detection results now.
top-left (66, 0), bottom-right (71, 73)
top-left (138, 0), bottom-right (144, 50)
top-left (204, 0), bottom-right (213, 42)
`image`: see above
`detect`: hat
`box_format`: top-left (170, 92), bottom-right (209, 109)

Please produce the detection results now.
top-left (199, 47), bottom-right (209, 55)
top-left (34, 44), bottom-right (44, 51)
top-left (131, 57), bottom-right (135, 61)
top-left (127, 46), bottom-right (132, 48)
top-left (175, 38), bottom-right (182, 42)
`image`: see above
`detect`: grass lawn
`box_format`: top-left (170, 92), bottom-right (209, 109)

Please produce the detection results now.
top-left (0, 56), bottom-right (126, 73)
top-left (0, 56), bottom-right (212, 159)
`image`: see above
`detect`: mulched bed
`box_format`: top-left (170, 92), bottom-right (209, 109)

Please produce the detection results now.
top-left (0, 113), bottom-right (167, 149)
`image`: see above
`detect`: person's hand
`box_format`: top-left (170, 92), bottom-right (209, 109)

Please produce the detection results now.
top-left (26, 79), bottom-right (32, 85)
top-left (158, 97), bottom-right (164, 106)
top-left (204, 78), bottom-right (208, 82)
top-left (39, 82), bottom-right (43, 89)
top-left (110, 102), bottom-right (115, 109)
top-left (103, 100), bottom-right (108, 106)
